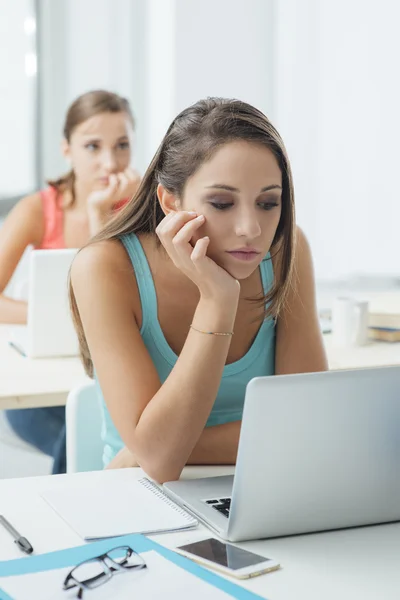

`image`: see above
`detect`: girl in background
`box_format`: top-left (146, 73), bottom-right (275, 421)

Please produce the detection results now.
top-left (0, 89), bottom-right (140, 473)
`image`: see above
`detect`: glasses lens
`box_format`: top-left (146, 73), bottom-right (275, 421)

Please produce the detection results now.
top-left (72, 558), bottom-right (111, 589)
top-left (107, 546), bottom-right (145, 569)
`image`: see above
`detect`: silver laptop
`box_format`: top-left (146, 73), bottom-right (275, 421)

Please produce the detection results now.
top-left (9, 249), bottom-right (79, 358)
top-left (164, 367), bottom-right (400, 541)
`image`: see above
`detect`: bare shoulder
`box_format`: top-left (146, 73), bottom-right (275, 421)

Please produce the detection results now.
top-left (18, 191), bottom-right (43, 214)
top-left (0, 192), bottom-right (44, 246)
top-left (272, 225), bottom-right (312, 281)
top-left (72, 239), bottom-right (133, 283)
top-left (292, 225), bottom-right (313, 282)
top-left (294, 225), bottom-right (311, 257)
top-left (71, 238), bottom-right (139, 310)
top-left (13, 192), bottom-right (44, 225)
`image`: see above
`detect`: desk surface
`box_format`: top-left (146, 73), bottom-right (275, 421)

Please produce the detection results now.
top-left (0, 326), bottom-right (86, 410)
top-left (323, 334), bottom-right (400, 370)
top-left (0, 467), bottom-right (399, 600)
top-left (1, 323), bottom-right (400, 411)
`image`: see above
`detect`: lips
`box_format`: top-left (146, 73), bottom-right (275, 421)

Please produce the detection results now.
top-left (226, 248), bottom-right (261, 262)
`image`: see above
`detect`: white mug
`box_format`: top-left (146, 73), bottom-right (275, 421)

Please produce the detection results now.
top-left (331, 297), bottom-right (369, 347)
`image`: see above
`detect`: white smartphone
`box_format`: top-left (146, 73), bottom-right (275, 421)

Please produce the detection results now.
top-left (175, 537), bottom-right (280, 579)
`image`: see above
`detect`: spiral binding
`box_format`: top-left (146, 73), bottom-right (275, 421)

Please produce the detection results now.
top-left (139, 477), bottom-right (195, 523)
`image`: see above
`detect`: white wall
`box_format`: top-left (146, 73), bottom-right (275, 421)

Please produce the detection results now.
top-left (0, 0), bottom-right (36, 198)
top-left (39, 0), bottom-right (274, 181)
top-left (145, 0), bottom-right (177, 159)
top-left (175, 0), bottom-right (274, 114)
top-left (274, 0), bottom-right (400, 280)
top-left (38, 0), bottom-right (147, 181)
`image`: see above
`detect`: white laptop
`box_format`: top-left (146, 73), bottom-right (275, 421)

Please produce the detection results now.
top-left (164, 367), bottom-right (400, 541)
top-left (9, 249), bottom-right (79, 358)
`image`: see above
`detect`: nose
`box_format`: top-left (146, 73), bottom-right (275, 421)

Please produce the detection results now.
top-left (234, 209), bottom-right (262, 240)
top-left (100, 149), bottom-right (118, 173)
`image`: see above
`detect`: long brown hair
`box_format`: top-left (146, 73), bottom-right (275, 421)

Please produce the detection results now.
top-left (70, 97), bottom-right (296, 377)
top-left (47, 90), bottom-right (134, 206)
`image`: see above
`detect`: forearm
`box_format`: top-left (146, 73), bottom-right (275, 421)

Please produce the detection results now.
top-left (107, 421), bottom-right (241, 471)
top-left (0, 295), bottom-right (27, 324)
top-left (187, 420), bottom-right (241, 465)
top-left (134, 297), bottom-right (238, 482)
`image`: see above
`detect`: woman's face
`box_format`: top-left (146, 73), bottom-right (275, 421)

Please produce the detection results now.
top-left (63, 111), bottom-right (134, 191)
top-left (180, 140), bottom-right (283, 280)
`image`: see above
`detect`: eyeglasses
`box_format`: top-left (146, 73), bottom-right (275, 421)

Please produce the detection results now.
top-left (63, 545), bottom-right (147, 598)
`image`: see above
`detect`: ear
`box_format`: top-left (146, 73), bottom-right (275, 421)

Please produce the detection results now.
top-left (157, 184), bottom-right (180, 216)
top-left (61, 138), bottom-right (71, 164)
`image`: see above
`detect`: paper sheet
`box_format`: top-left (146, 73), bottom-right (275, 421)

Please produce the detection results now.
top-left (0, 551), bottom-right (234, 600)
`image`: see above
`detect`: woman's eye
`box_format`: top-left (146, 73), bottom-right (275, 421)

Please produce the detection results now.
top-left (85, 143), bottom-right (99, 151)
top-left (117, 141), bottom-right (130, 150)
top-left (259, 202), bottom-right (280, 211)
top-left (210, 202), bottom-right (233, 210)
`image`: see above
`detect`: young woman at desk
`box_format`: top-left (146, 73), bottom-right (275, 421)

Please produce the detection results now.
top-left (71, 98), bottom-right (328, 483)
top-left (0, 90), bottom-right (140, 474)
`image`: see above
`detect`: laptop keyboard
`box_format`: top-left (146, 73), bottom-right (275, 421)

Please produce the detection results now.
top-left (205, 497), bottom-right (231, 518)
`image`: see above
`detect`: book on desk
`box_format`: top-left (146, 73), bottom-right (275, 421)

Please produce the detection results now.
top-left (41, 477), bottom-right (198, 539)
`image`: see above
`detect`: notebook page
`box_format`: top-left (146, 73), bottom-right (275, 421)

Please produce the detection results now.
top-left (41, 478), bottom-right (197, 540)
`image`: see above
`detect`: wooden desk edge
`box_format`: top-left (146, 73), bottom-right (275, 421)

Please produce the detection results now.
top-left (0, 392), bottom-right (69, 410)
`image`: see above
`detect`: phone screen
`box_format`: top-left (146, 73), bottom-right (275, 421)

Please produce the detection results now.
top-left (178, 538), bottom-right (271, 571)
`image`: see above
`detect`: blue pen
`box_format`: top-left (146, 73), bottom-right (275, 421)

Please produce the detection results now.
top-left (0, 515), bottom-right (33, 554)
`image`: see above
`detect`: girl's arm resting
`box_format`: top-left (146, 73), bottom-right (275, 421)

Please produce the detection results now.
top-left (106, 420), bottom-right (241, 470)
top-left (0, 296), bottom-right (27, 325)
top-left (187, 420), bottom-right (241, 465)
top-left (0, 194), bottom-right (44, 324)
top-left (274, 227), bottom-right (328, 375)
top-left (71, 242), bottom-right (239, 483)
top-left (135, 299), bottom-right (238, 481)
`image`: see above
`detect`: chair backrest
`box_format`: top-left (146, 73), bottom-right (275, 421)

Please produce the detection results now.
top-left (65, 380), bottom-right (104, 473)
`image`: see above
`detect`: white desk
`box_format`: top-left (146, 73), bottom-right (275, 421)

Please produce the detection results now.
top-left (1, 321), bottom-right (400, 412)
top-left (324, 334), bottom-right (400, 370)
top-left (0, 326), bottom-right (86, 410)
top-left (0, 467), bottom-right (399, 600)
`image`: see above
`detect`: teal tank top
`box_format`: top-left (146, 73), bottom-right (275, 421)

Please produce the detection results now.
top-left (98, 233), bottom-right (276, 466)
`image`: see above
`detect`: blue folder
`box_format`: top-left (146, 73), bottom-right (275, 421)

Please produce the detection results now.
top-left (0, 534), bottom-right (267, 599)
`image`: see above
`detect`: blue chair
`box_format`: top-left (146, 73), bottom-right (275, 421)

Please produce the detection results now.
top-left (65, 380), bottom-right (104, 473)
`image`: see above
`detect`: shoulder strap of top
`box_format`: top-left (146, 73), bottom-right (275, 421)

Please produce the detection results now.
top-left (259, 252), bottom-right (274, 295)
top-left (119, 233), bottom-right (158, 333)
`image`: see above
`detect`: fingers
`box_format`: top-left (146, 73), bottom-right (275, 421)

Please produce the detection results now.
top-left (156, 211), bottom-right (207, 270)
top-left (156, 211), bottom-right (198, 240)
top-left (116, 171), bottom-right (129, 193)
top-left (191, 236), bottom-right (210, 262)
top-left (172, 214), bottom-right (205, 245)
top-left (108, 174), bottom-right (119, 192)
top-left (114, 169), bottom-right (141, 201)
top-left (125, 167), bottom-right (141, 183)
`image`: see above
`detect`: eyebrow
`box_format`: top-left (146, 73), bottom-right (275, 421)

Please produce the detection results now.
top-left (205, 184), bottom-right (282, 192)
top-left (82, 135), bottom-right (129, 141)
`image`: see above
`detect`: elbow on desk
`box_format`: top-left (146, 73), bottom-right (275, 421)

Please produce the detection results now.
top-left (136, 443), bottom-right (183, 483)
top-left (133, 429), bottom-right (185, 484)
top-left (139, 456), bottom-right (183, 484)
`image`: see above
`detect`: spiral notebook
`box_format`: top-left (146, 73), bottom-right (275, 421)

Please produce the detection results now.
top-left (41, 477), bottom-right (198, 540)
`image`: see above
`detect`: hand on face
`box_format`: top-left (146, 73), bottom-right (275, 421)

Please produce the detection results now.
top-left (87, 167), bottom-right (141, 216)
top-left (156, 211), bottom-right (240, 302)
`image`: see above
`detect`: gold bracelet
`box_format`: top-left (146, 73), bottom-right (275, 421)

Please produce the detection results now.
top-left (190, 324), bottom-right (234, 336)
